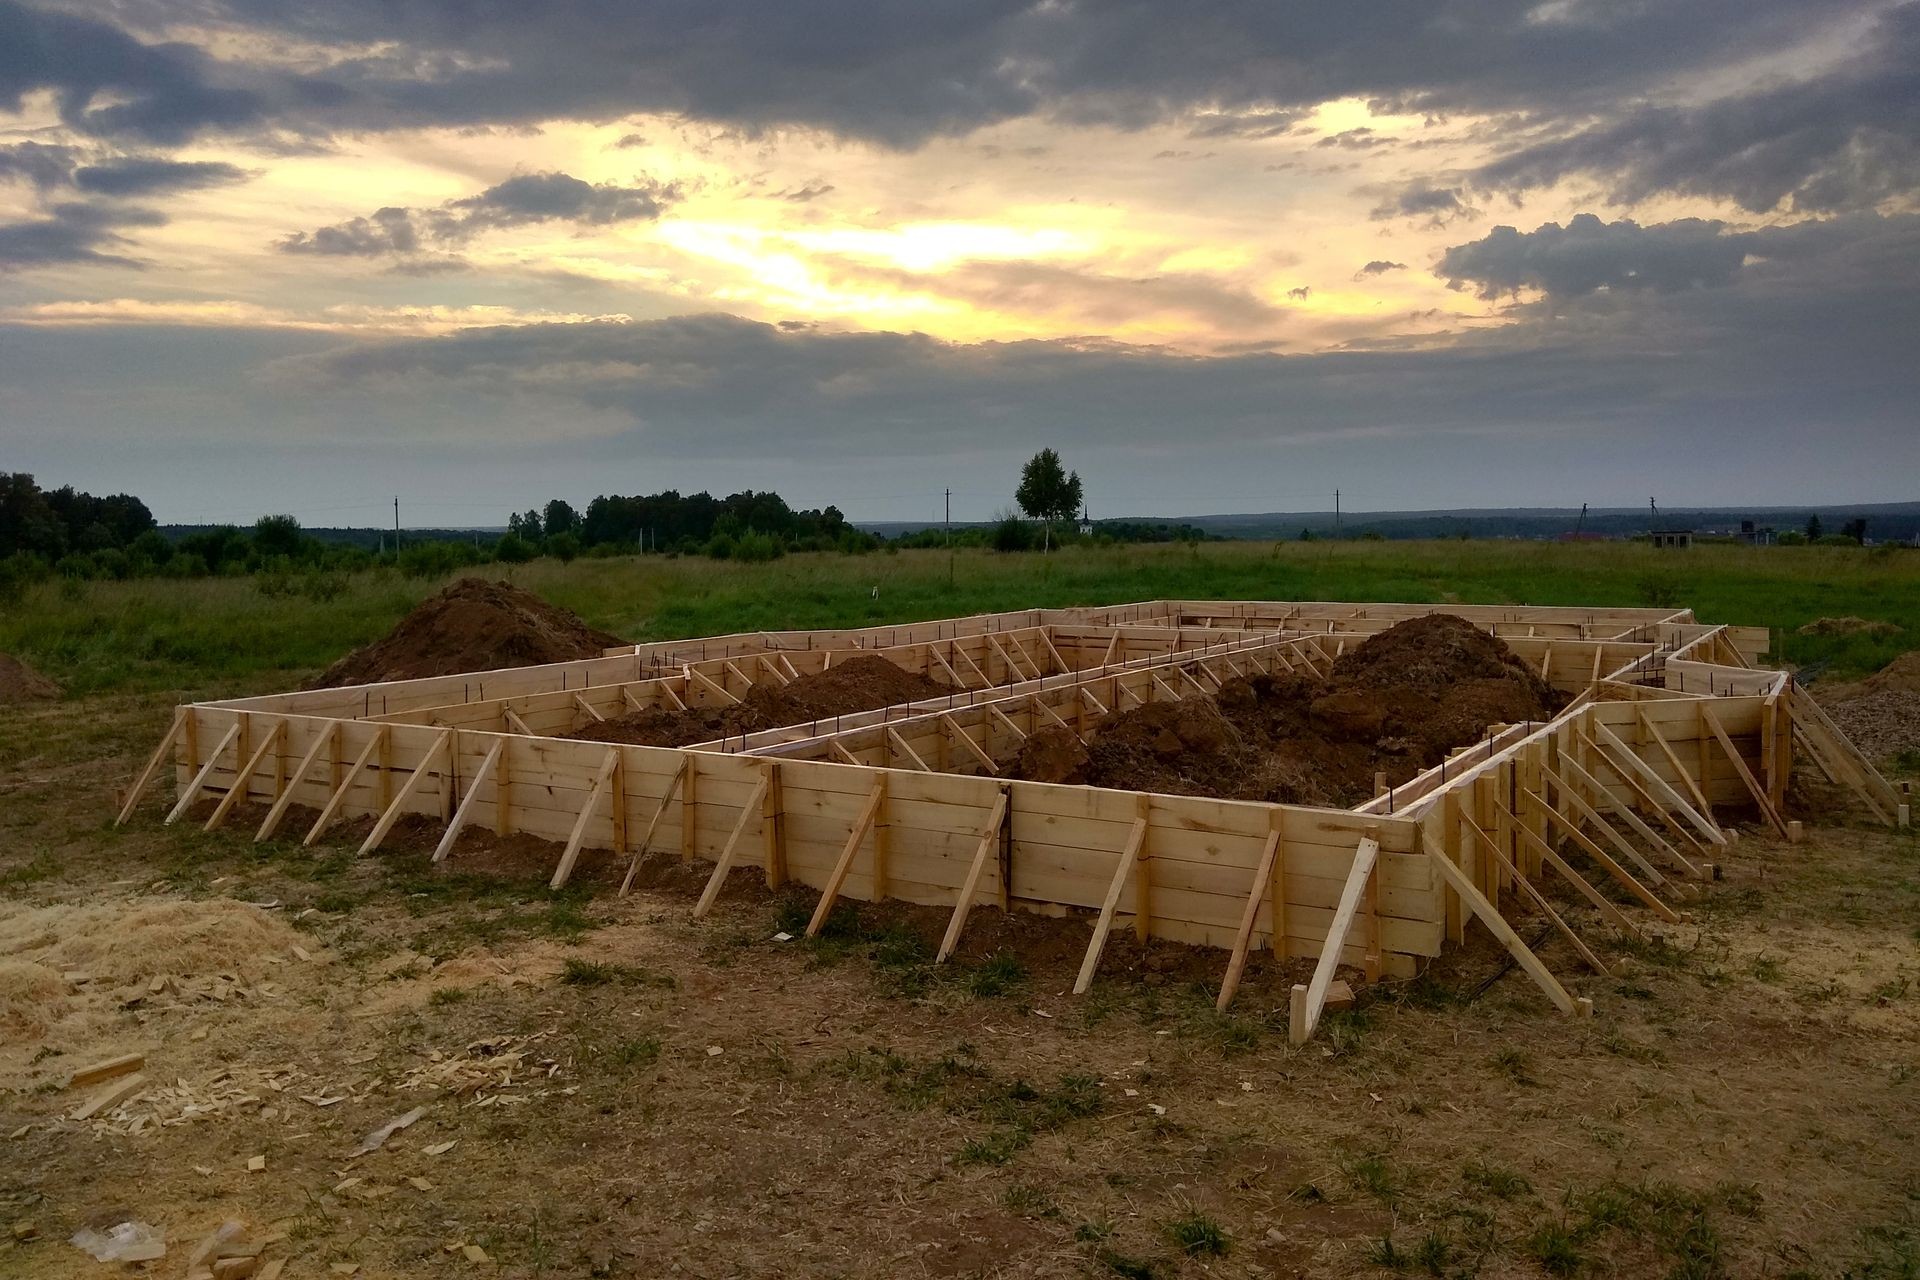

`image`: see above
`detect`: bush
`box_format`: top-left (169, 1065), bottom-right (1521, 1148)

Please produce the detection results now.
top-left (990, 512), bottom-right (1035, 553)
top-left (301, 570), bottom-right (349, 603)
top-left (0, 551), bottom-right (48, 605)
top-left (493, 531), bottom-right (536, 563)
top-left (161, 551), bottom-right (208, 578)
top-left (733, 530), bottom-right (785, 562)
top-left (1813, 534), bottom-right (1858, 547)
top-left (703, 533), bottom-right (737, 560)
top-left (546, 531), bottom-right (581, 562)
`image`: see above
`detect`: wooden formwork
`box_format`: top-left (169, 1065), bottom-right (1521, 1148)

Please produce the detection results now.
top-left (117, 599), bottom-right (1900, 1043)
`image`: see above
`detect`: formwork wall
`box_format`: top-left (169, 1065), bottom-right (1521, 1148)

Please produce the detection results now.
top-left (132, 600), bottom-right (1860, 1025)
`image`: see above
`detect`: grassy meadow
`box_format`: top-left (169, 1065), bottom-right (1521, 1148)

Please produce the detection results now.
top-left (2, 538), bottom-right (1917, 698)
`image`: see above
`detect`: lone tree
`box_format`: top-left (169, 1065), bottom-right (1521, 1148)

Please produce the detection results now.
top-left (1015, 448), bottom-right (1084, 552)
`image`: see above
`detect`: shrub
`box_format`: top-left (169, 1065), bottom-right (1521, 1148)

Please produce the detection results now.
top-left (990, 511), bottom-right (1034, 553)
top-left (546, 531), bottom-right (581, 563)
top-left (703, 533), bottom-right (737, 560)
top-left (493, 531), bottom-right (536, 563)
top-left (733, 530), bottom-right (785, 562)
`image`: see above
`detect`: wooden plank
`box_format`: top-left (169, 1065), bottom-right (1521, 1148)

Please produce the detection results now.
top-left (805, 776), bottom-right (886, 934)
top-left (1637, 709), bottom-right (1725, 840)
top-left (1288, 836), bottom-right (1380, 1044)
top-left (1496, 798), bottom-right (1642, 940)
top-left (1590, 721), bottom-right (1722, 849)
top-left (116, 708), bottom-right (186, 826)
top-left (941, 714), bottom-right (998, 775)
top-left (1573, 732), bottom-right (1705, 876)
top-left (358, 729), bottom-right (452, 856)
top-left (433, 738), bottom-right (502, 863)
top-left (304, 727), bottom-right (386, 846)
top-left (692, 771), bottom-right (773, 915)
top-left (887, 728), bottom-right (931, 772)
top-left (1216, 816), bottom-right (1285, 1011)
top-left (1422, 832), bottom-right (1578, 1015)
top-left (619, 756), bottom-right (689, 895)
top-left (1459, 812), bottom-right (1607, 975)
top-left (166, 721), bottom-right (242, 826)
top-left (256, 721), bottom-right (338, 842)
top-left (1072, 812), bottom-right (1151, 994)
top-left (761, 759), bottom-right (784, 888)
top-left (550, 749), bottom-right (620, 888)
top-left (687, 665), bottom-right (740, 706)
top-left (1701, 705), bottom-right (1790, 835)
top-left (204, 719), bottom-right (285, 832)
top-left (1544, 759), bottom-right (1669, 886)
top-left (936, 791), bottom-right (1010, 962)
top-left (1523, 786), bottom-right (1678, 923)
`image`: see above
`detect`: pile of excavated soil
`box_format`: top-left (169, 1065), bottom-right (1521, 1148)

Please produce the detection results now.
top-left (1797, 616), bottom-right (1903, 638)
top-left (571, 655), bottom-right (955, 747)
top-left (312, 578), bottom-right (626, 688)
top-left (0, 653), bottom-right (60, 704)
top-left (1003, 614), bottom-right (1564, 807)
top-left (1814, 652), bottom-right (1920, 764)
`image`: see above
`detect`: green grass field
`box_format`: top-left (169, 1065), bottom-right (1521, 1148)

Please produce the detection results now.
top-left (4, 539), bottom-right (1916, 697)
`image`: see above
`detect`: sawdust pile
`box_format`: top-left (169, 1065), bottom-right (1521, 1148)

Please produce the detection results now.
top-left (0, 653), bottom-right (60, 704)
top-left (571, 654), bottom-right (954, 746)
top-left (312, 578), bottom-right (626, 688)
top-left (0, 897), bottom-right (303, 1040)
top-left (1003, 614), bottom-right (1564, 807)
top-left (1814, 652), bottom-right (1920, 763)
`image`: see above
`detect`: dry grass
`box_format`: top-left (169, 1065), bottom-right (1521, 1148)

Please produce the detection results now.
top-left (1, 690), bottom-right (1917, 1278)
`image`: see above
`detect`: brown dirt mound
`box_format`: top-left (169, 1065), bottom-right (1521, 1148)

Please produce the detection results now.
top-left (1001, 615), bottom-right (1564, 807)
top-left (1864, 651), bottom-right (1920, 695)
top-left (0, 652), bottom-right (60, 703)
top-left (1796, 616), bottom-right (1903, 638)
top-left (312, 578), bottom-right (626, 688)
top-left (1813, 652), bottom-right (1920, 764)
top-left (571, 654), bottom-right (955, 747)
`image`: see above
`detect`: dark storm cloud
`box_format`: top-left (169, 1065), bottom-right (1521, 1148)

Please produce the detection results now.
top-left (0, 140), bottom-right (79, 188)
top-left (1370, 183), bottom-right (1476, 225)
top-left (1436, 210), bottom-right (1920, 300)
top-left (0, 0), bottom-right (271, 144)
top-left (73, 155), bottom-right (246, 195)
top-left (1466, 3), bottom-right (1920, 213)
top-left (0, 200), bottom-right (164, 269)
top-left (1438, 214), bottom-right (1752, 299)
top-left (14, 0), bottom-right (1886, 149)
top-left (279, 171), bottom-right (680, 257)
top-left (273, 215), bottom-right (1919, 459)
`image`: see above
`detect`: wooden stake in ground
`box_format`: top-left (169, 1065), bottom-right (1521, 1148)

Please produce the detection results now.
top-left (1289, 835), bottom-right (1380, 1044)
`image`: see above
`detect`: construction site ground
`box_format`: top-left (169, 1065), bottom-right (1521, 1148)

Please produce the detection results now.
top-left (4, 685), bottom-right (1918, 1279)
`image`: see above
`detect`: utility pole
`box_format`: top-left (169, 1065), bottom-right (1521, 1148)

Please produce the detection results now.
top-left (1334, 488), bottom-right (1342, 536)
top-left (393, 496), bottom-right (401, 554)
top-left (945, 488), bottom-right (953, 588)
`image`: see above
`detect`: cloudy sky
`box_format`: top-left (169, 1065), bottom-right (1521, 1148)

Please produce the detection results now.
top-left (2, 0), bottom-right (1916, 526)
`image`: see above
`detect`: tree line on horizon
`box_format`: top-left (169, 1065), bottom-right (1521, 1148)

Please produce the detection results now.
top-left (5, 454), bottom-right (1899, 604)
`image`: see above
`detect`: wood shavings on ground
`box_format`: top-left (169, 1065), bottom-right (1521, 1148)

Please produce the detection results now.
top-left (75, 1064), bottom-right (375, 1138)
top-left (394, 1033), bottom-right (568, 1106)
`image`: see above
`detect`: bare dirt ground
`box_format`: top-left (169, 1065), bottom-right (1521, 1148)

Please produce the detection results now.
top-left (3, 688), bottom-right (1917, 1279)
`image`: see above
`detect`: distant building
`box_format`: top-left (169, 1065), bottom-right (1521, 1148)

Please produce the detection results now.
top-left (1078, 506), bottom-right (1093, 537)
top-left (1651, 528), bottom-right (1694, 550)
top-left (1736, 520), bottom-right (1777, 546)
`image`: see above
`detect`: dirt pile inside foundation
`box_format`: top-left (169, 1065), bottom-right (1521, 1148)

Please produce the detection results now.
top-left (312, 578), bottom-right (626, 688)
top-left (1003, 614), bottom-right (1565, 806)
top-left (0, 653), bottom-right (60, 704)
top-left (571, 654), bottom-right (955, 747)
top-left (1813, 652), bottom-right (1920, 763)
